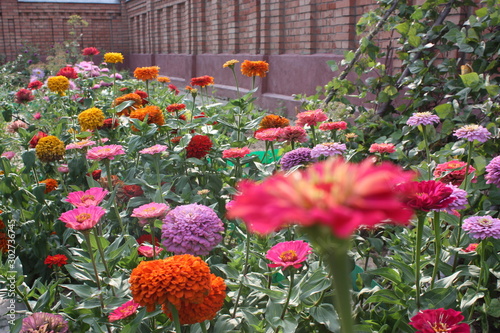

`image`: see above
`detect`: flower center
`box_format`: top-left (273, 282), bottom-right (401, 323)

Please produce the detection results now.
top-left (76, 213), bottom-right (91, 222)
top-left (279, 250), bottom-right (298, 262)
top-left (431, 322), bottom-right (449, 332)
top-left (144, 207), bottom-right (158, 212)
top-left (478, 217), bottom-right (493, 226)
top-left (80, 195), bottom-right (95, 202)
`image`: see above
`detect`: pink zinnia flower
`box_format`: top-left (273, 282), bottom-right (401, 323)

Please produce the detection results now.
top-left (409, 308), bottom-right (470, 333)
top-left (254, 128), bottom-right (283, 141)
top-left (277, 126), bottom-right (309, 143)
top-left (86, 145), bottom-right (125, 161)
top-left (139, 144), bottom-right (168, 155)
top-left (59, 205), bottom-right (106, 231)
top-left (33, 112), bottom-right (42, 120)
top-left (433, 160), bottom-right (476, 186)
top-left (58, 164), bottom-right (69, 173)
top-left (138, 245), bottom-right (164, 258)
top-left (227, 158), bottom-right (415, 238)
top-left (1, 151), bottom-right (15, 160)
top-left (108, 300), bottom-right (140, 322)
top-left (222, 147), bottom-right (251, 159)
top-left (396, 180), bottom-right (455, 212)
top-left (295, 109), bottom-right (328, 127)
top-left (66, 139), bottom-right (96, 150)
top-left (131, 202), bottom-right (170, 226)
top-left (454, 124), bottom-right (491, 143)
top-left (266, 240), bottom-right (312, 270)
top-left (65, 187), bottom-right (109, 207)
top-left (319, 121), bottom-right (347, 131)
top-left (369, 143), bottom-right (396, 154)
top-left (462, 215), bottom-right (500, 240)
top-left (406, 112), bottom-right (440, 126)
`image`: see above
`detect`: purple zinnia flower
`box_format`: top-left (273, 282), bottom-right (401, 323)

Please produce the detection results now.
top-left (406, 112), bottom-right (440, 126)
top-left (454, 124), bottom-right (491, 143)
top-left (280, 148), bottom-right (313, 171)
top-left (485, 156), bottom-right (500, 188)
top-left (440, 184), bottom-right (467, 214)
top-left (21, 312), bottom-right (69, 333)
top-left (462, 215), bottom-right (500, 240)
top-left (161, 203), bottom-right (224, 255)
top-left (310, 142), bottom-right (346, 158)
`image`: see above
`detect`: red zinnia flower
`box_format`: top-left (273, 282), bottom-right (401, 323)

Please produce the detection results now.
top-left (136, 234), bottom-right (160, 246)
top-left (134, 90), bottom-right (149, 105)
top-left (44, 254), bottom-right (68, 268)
top-left (15, 89), bottom-right (34, 104)
top-left (167, 103), bottom-right (186, 113)
top-left (29, 131), bottom-right (48, 148)
top-left (92, 169), bottom-right (102, 180)
top-left (396, 180), bottom-right (455, 212)
top-left (57, 66), bottom-right (78, 79)
top-left (409, 308), bottom-right (470, 333)
top-left (123, 185), bottom-right (144, 199)
top-left (168, 84), bottom-right (180, 95)
top-left (99, 118), bottom-right (119, 129)
top-left (82, 47), bottom-right (100, 56)
top-left (190, 75), bottom-right (214, 88)
top-left (28, 80), bottom-right (43, 90)
top-left (186, 135), bottom-right (213, 159)
top-left (433, 160), bottom-right (476, 186)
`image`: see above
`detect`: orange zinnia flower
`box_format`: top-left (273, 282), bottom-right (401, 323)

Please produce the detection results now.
top-left (112, 93), bottom-right (143, 116)
top-left (259, 114), bottom-right (290, 129)
top-left (190, 75), bottom-right (214, 88)
top-left (129, 105), bottom-right (165, 130)
top-left (157, 76), bottom-right (171, 83)
top-left (39, 178), bottom-right (58, 193)
top-left (134, 66), bottom-right (160, 81)
top-left (129, 254), bottom-right (212, 312)
top-left (241, 60), bottom-right (269, 77)
top-left (162, 274), bottom-right (226, 324)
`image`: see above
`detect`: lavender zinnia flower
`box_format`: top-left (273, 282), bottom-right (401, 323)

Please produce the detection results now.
top-left (21, 312), bottom-right (69, 333)
top-left (485, 156), bottom-right (500, 188)
top-left (161, 203), bottom-right (224, 255)
top-left (440, 184), bottom-right (467, 214)
top-left (406, 112), bottom-right (440, 126)
top-left (462, 215), bottom-right (500, 240)
top-left (310, 142), bottom-right (347, 158)
top-left (454, 124), bottom-right (491, 143)
top-left (280, 148), bottom-right (313, 171)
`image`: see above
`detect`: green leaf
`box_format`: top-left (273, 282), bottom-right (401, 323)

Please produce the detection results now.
top-left (485, 84), bottom-right (500, 97)
top-left (310, 303), bottom-right (341, 332)
top-left (327, 60), bottom-right (338, 72)
top-left (420, 288), bottom-right (457, 309)
top-left (434, 103), bottom-right (453, 118)
top-left (395, 22), bottom-right (410, 35)
top-left (460, 72), bottom-right (481, 88)
top-left (366, 289), bottom-right (406, 306)
top-left (475, 7), bottom-right (488, 17)
top-left (460, 289), bottom-right (484, 310)
top-left (299, 269), bottom-right (331, 301)
top-left (214, 314), bottom-right (240, 332)
top-left (368, 267), bottom-right (401, 284)
top-left (487, 299), bottom-right (500, 318)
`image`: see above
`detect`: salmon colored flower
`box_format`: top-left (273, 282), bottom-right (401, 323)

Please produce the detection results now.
top-left (319, 121), bottom-right (348, 131)
top-left (162, 274), bottom-right (226, 324)
top-left (131, 202), bottom-right (170, 226)
top-left (129, 254), bottom-right (212, 311)
top-left (66, 139), bottom-right (96, 150)
top-left (65, 187), bottom-right (108, 207)
top-left (59, 205), bottom-right (106, 231)
top-left (39, 178), bottom-right (58, 193)
top-left (139, 144), bottom-right (168, 155)
top-left (241, 60), bottom-right (269, 77)
top-left (86, 145), bottom-right (125, 161)
top-left (134, 66), bottom-right (160, 81)
top-left (296, 109), bottom-right (328, 127)
top-left (409, 308), bottom-right (470, 333)
top-left (138, 245), bottom-right (164, 258)
top-left (190, 75), bottom-right (214, 87)
top-left (266, 240), bottom-right (312, 270)
top-left (259, 114), bottom-right (290, 129)
top-left (44, 254), bottom-right (68, 268)
top-left (227, 158), bottom-right (415, 238)
top-left (28, 80), bottom-right (43, 90)
top-left (369, 143), bottom-right (396, 154)
top-left (222, 147), bottom-right (251, 159)
top-left (108, 300), bottom-right (140, 322)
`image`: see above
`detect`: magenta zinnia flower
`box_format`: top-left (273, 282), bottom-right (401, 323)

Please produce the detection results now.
top-left (59, 206), bottom-right (106, 231)
top-left (131, 202), bottom-right (170, 226)
top-left (409, 308), bottom-right (470, 333)
top-left (266, 240), bottom-right (312, 270)
top-left (485, 156), bottom-right (500, 188)
top-left (65, 187), bottom-right (108, 207)
top-left (139, 144), bottom-right (168, 155)
top-left (462, 215), bottom-right (500, 240)
top-left (108, 300), bottom-right (140, 322)
top-left (295, 109), bottom-right (328, 127)
top-left (138, 245), bottom-right (164, 258)
top-left (227, 158), bottom-right (415, 238)
top-left (396, 180), bottom-right (455, 212)
top-left (454, 124), bottom-right (491, 143)
top-left (86, 144), bottom-right (125, 160)
top-left (222, 147), bottom-right (251, 159)
top-left (406, 112), bottom-right (440, 126)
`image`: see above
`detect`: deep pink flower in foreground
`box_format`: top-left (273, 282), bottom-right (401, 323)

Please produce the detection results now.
top-left (139, 144), bottom-right (168, 155)
top-left (59, 205), bottom-right (106, 231)
top-left (409, 308), bottom-right (470, 333)
top-left (266, 240), bottom-right (312, 270)
top-left (227, 158), bottom-right (415, 238)
top-left (138, 245), bottom-right (164, 258)
top-left (131, 202), bottom-right (170, 226)
top-left (65, 187), bottom-right (108, 207)
top-left (222, 147), bottom-right (251, 159)
top-left (108, 300), bottom-right (140, 322)
top-left (295, 109), bottom-right (328, 127)
top-left (396, 180), bottom-right (455, 212)
top-left (86, 145), bottom-right (125, 161)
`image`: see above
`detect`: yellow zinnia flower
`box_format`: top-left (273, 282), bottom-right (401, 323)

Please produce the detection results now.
top-left (47, 76), bottom-right (70, 95)
top-left (104, 52), bottom-right (124, 64)
top-left (223, 59), bottom-right (239, 68)
top-left (78, 107), bottom-right (105, 131)
top-left (35, 136), bottom-right (65, 163)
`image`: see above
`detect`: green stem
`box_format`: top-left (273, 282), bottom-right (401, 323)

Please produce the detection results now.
top-left (414, 213), bottom-right (426, 309)
top-left (200, 321), bottom-right (209, 333)
top-left (154, 154), bottom-right (163, 202)
top-left (149, 220), bottom-right (157, 260)
top-left (83, 231), bottom-right (105, 312)
top-left (252, 76), bottom-right (256, 90)
top-left (231, 68), bottom-right (241, 97)
top-left (280, 270), bottom-right (295, 320)
top-left (420, 125), bottom-right (432, 180)
top-left (456, 140), bottom-right (473, 247)
top-left (168, 303), bottom-right (182, 333)
top-left (477, 240), bottom-right (488, 290)
top-left (232, 227), bottom-right (251, 318)
top-left (93, 227), bottom-right (111, 279)
top-left (311, 126), bottom-right (317, 146)
top-left (104, 159), bottom-right (124, 232)
top-left (430, 211), bottom-right (441, 288)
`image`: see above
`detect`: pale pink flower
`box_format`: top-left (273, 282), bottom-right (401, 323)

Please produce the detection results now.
top-left (369, 143), bottom-right (396, 154)
top-left (1, 151), bottom-right (15, 160)
top-left (65, 187), bottom-right (109, 207)
top-left (138, 245), bottom-right (164, 258)
top-left (139, 144), bottom-right (168, 155)
top-left (66, 139), bottom-right (96, 150)
top-left (319, 121), bottom-right (347, 131)
top-left (222, 147), bottom-right (251, 159)
top-left (108, 300), bottom-right (140, 322)
top-left (255, 128), bottom-right (283, 141)
top-left (131, 202), bottom-right (170, 226)
top-left (86, 145), bottom-right (125, 160)
top-left (266, 240), bottom-right (312, 270)
top-left (58, 164), bottom-right (69, 173)
top-left (59, 205), bottom-right (106, 231)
